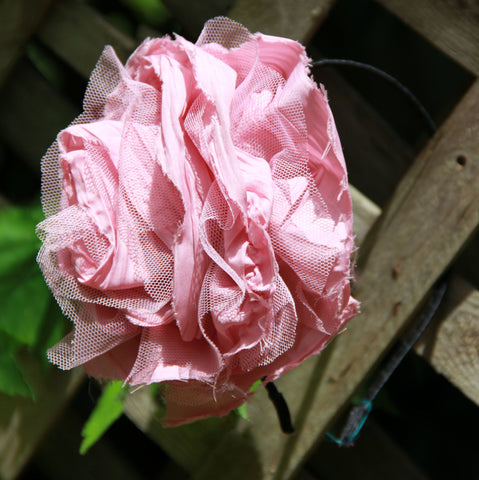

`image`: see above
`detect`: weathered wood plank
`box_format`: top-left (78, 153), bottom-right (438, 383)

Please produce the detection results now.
top-left (350, 193), bottom-right (479, 409)
top-left (416, 276), bottom-right (479, 406)
top-left (337, 192), bottom-right (479, 411)
top-left (0, 0), bottom-right (53, 87)
top-left (376, 0), bottom-right (479, 77)
top-left (37, 0), bottom-right (136, 79)
top-left (0, 358), bottom-right (84, 480)
top-left (229, 0), bottom-right (336, 43)
top-left (351, 192), bottom-right (479, 409)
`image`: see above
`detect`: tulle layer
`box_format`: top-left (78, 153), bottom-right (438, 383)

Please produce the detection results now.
top-left (37, 17), bottom-right (359, 426)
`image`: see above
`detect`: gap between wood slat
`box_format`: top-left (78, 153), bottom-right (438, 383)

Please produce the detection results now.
top-left (375, 0), bottom-right (479, 77)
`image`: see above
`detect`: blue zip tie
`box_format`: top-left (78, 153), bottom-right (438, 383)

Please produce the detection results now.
top-left (326, 399), bottom-right (372, 446)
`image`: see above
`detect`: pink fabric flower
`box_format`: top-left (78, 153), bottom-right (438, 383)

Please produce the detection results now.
top-left (37, 17), bottom-right (359, 426)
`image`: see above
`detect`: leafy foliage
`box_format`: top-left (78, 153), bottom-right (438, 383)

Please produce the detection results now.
top-left (0, 204), bottom-right (65, 397)
top-left (0, 333), bottom-right (33, 397)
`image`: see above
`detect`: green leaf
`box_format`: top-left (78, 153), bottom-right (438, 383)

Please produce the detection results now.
top-left (236, 402), bottom-right (249, 420)
top-left (0, 331), bottom-right (19, 353)
top-left (250, 379), bottom-right (263, 392)
top-left (0, 204), bottom-right (51, 346)
top-left (0, 204), bottom-right (64, 397)
top-left (0, 261), bottom-right (50, 346)
top-left (0, 350), bottom-right (34, 397)
top-left (80, 381), bottom-right (128, 455)
top-left (235, 379), bottom-right (263, 420)
top-left (0, 204), bottom-right (43, 274)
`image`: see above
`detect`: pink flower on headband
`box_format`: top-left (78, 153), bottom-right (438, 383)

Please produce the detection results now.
top-left (37, 17), bottom-right (358, 426)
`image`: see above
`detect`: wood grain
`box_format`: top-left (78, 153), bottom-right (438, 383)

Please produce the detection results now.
top-left (416, 276), bottom-right (479, 406)
top-left (0, 0), bottom-right (52, 87)
top-left (356, 192), bottom-right (479, 409)
top-left (351, 186), bottom-right (381, 245)
top-left (376, 0), bottom-right (479, 76)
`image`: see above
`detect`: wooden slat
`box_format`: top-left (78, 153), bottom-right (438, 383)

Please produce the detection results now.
top-left (345, 193), bottom-right (479, 410)
top-left (376, 0), bottom-right (479, 77)
top-left (351, 192), bottom-right (479, 409)
top-left (417, 276), bottom-right (479, 406)
top-left (0, 357), bottom-right (84, 480)
top-left (0, 0), bottom-right (53, 87)
top-left (351, 187), bottom-right (381, 245)
top-left (229, 0), bottom-right (336, 43)
top-left (161, 0), bottom-right (336, 44)
top-left (353, 194), bottom-right (479, 409)
top-left (338, 193), bottom-right (479, 410)
top-left (37, 0), bottom-right (136, 78)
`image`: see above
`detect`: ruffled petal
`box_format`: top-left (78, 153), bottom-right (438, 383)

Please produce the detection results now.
top-left (38, 17), bottom-right (359, 428)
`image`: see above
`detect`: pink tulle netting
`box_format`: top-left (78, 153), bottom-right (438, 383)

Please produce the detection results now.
top-left (36, 17), bottom-right (359, 426)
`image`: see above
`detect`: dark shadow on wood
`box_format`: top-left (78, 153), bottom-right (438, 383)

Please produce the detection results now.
top-left (273, 340), bottom-right (337, 480)
top-left (417, 275), bottom-right (472, 361)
